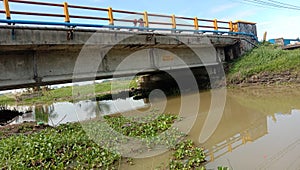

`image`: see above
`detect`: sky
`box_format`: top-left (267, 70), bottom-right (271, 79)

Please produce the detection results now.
top-left (0, 0), bottom-right (300, 40)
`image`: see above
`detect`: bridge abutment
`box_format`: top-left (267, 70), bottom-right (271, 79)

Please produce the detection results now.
top-left (138, 65), bottom-right (225, 96)
top-left (0, 25), bottom-right (257, 90)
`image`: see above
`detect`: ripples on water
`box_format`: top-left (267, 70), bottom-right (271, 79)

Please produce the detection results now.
top-left (6, 86), bottom-right (300, 169)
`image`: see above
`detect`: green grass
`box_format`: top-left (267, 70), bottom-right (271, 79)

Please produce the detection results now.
top-left (227, 43), bottom-right (300, 83)
top-left (0, 94), bottom-right (15, 105)
top-left (104, 113), bottom-right (178, 138)
top-left (169, 140), bottom-right (206, 169)
top-left (0, 123), bottom-right (120, 169)
top-left (0, 114), bottom-right (207, 169)
top-left (0, 78), bottom-right (139, 105)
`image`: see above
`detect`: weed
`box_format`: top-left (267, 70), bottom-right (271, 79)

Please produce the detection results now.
top-left (227, 44), bottom-right (300, 83)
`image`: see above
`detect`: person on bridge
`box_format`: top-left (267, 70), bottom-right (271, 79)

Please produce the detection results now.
top-left (138, 18), bottom-right (144, 31)
top-left (133, 19), bottom-right (138, 27)
top-left (138, 18), bottom-right (144, 27)
top-left (131, 18), bottom-right (144, 31)
top-left (130, 19), bottom-right (138, 31)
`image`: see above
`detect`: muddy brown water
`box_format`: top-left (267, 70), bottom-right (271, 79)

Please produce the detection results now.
top-left (5, 86), bottom-right (300, 169)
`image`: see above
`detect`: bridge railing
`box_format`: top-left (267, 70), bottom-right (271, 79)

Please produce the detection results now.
top-left (0, 0), bottom-right (254, 36)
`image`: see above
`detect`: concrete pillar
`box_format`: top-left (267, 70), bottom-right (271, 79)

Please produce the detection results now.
top-left (139, 73), bottom-right (177, 91)
top-left (216, 48), bottom-right (225, 62)
top-left (236, 21), bottom-right (257, 36)
top-left (224, 43), bottom-right (241, 61)
top-left (236, 21), bottom-right (258, 55)
top-left (138, 67), bottom-right (214, 95)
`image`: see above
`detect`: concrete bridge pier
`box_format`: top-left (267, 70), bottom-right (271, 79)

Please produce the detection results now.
top-left (0, 20), bottom-right (257, 91)
top-left (138, 64), bottom-right (225, 95)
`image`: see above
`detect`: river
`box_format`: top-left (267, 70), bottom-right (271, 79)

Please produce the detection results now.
top-left (5, 86), bottom-right (300, 169)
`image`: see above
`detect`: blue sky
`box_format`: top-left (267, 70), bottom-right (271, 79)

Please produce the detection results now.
top-left (1, 0), bottom-right (300, 40)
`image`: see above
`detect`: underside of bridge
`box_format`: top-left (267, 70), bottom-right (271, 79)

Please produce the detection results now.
top-left (0, 26), bottom-right (257, 90)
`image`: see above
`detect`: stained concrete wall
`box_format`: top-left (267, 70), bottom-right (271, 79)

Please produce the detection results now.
top-left (237, 22), bottom-right (258, 55)
top-left (238, 22), bottom-right (257, 36)
top-left (0, 25), bottom-right (256, 90)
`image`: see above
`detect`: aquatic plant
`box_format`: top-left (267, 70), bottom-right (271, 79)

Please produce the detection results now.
top-left (0, 113), bottom-right (182, 169)
top-left (0, 123), bottom-right (120, 169)
top-left (169, 139), bottom-right (206, 170)
top-left (104, 113), bottom-right (178, 138)
top-left (0, 114), bottom-right (210, 169)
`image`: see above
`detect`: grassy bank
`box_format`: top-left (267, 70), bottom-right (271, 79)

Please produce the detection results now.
top-left (0, 79), bottom-right (138, 105)
top-left (0, 123), bottom-right (120, 169)
top-left (227, 43), bottom-right (300, 84)
top-left (0, 114), bottom-right (209, 169)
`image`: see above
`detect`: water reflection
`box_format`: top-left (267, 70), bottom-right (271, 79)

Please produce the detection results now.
top-left (204, 87), bottom-right (300, 169)
top-left (206, 109), bottom-right (300, 170)
top-left (35, 105), bottom-right (58, 124)
top-left (118, 87), bottom-right (300, 169)
top-left (5, 86), bottom-right (300, 169)
top-left (9, 97), bottom-right (146, 126)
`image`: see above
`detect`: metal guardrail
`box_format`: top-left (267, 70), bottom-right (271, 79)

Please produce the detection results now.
top-left (0, 0), bottom-right (258, 41)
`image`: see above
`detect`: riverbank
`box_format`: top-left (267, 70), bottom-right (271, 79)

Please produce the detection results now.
top-left (1, 43), bottom-right (299, 169)
top-left (2, 84), bottom-right (300, 169)
top-left (227, 43), bottom-right (300, 86)
top-left (0, 114), bottom-right (208, 169)
top-left (2, 44), bottom-right (299, 106)
top-left (0, 78), bottom-right (138, 106)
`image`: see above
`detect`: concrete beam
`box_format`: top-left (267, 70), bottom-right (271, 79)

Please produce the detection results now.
top-left (0, 25), bottom-right (240, 50)
top-left (0, 26), bottom-right (255, 90)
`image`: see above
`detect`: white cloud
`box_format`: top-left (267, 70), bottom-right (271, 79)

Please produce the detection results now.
top-left (227, 9), bottom-right (258, 21)
top-left (90, 0), bottom-right (106, 2)
top-left (176, 8), bottom-right (193, 17)
top-left (210, 3), bottom-right (238, 15)
top-left (257, 16), bottom-right (300, 40)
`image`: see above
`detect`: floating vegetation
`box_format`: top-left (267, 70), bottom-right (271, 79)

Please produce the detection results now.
top-left (0, 114), bottom-right (183, 169)
top-left (169, 139), bottom-right (206, 170)
top-left (81, 113), bottom-right (186, 158)
top-left (103, 113), bottom-right (178, 138)
top-left (0, 113), bottom-right (210, 169)
top-left (0, 123), bottom-right (120, 169)
top-left (0, 122), bottom-right (50, 139)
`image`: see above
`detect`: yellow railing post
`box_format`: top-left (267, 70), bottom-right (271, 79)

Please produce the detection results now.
top-left (213, 19), bottom-right (218, 30)
top-left (228, 143), bottom-right (232, 152)
top-left (108, 7), bottom-right (114, 25)
top-left (194, 17), bottom-right (199, 30)
top-left (171, 14), bottom-right (176, 29)
top-left (233, 23), bottom-right (238, 32)
top-left (229, 21), bottom-right (233, 32)
top-left (143, 11), bottom-right (149, 27)
top-left (3, 0), bottom-right (11, 19)
top-left (263, 31), bottom-right (267, 42)
top-left (63, 2), bottom-right (70, 22)
top-left (242, 136), bottom-right (246, 144)
top-left (210, 152), bottom-right (214, 162)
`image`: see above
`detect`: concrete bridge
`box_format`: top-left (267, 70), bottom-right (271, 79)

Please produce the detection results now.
top-left (0, 0), bottom-right (258, 90)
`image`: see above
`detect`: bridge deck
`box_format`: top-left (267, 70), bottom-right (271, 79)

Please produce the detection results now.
top-left (0, 0), bottom-right (257, 40)
top-left (0, 0), bottom-right (258, 90)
